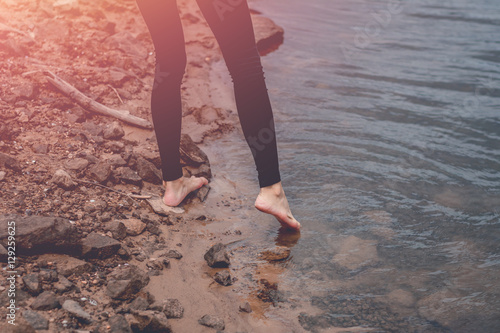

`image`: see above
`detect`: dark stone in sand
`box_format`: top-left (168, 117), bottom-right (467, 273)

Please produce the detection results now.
top-left (38, 268), bottom-right (58, 282)
top-left (109, 314), bottom-right (132, 333)
top-left (54, 274), bottom-right (74, 293)
top-left (103, 220), bottom-right (127, 240)
top-left (80, 232), bottom-right (121, 259)
top-left (239, 302), bottom-right (252, 313)
top-left (0, 152), bottom-right (21, 171)
top-left (0, 214), bottom-right (79, 255)
top-left (51, 169), bottom-right (76, 190)
top-left (104, 141), bottom-right (125, 154)
top-left (23, 273), bottom-right (42, 295)
top-left (136, 157), bottom-right (162, 184)
top-left (107, 154), bottom-right (128, 167)
top-left (31, 291), bottom-right (60, 310)
top-left (82, 121), bottom-right (103, 136)
top-left (113, 166), bottom-right (143, 186)
top-left (179, 133), bottom-right (210, 165)
top-left (128, 296), bottom-right (150, 311)
top-left (0, 316), bottom-right (36, 333)
top-left (161, 249), bottom-right (183, 260)
top-left (62, 299), bottom-right (92, 323)
top-left (106, 264), bottom-right (150, 300)
top-left (150, 298), bottom-right (184, 319)
top-left (214, 270), bottom-right (233, 286)
top-left (88, 161), bottom-right (112, 183)
top-left (198, 314), bottom-right (225, 331)
top-left (204, 243), bottom-right (230, 268)
top-left (22, 309), bottom-right (49, 330)
top-left (127, 310), bottom-right (171, 333)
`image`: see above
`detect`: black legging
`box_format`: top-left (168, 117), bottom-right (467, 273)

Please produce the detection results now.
top-left (135, 0), bottom-right (281, 188)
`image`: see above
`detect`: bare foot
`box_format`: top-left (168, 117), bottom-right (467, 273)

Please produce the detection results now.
top-left (163, 175), bottom-right (208, 207)
top-left (254, 181), bottom-right (301, 230)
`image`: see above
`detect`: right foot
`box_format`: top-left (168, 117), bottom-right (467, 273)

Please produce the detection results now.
top-left (254, 181), bottom-right (301, 230)
top-left (163, 176), bottom-right (208, 207)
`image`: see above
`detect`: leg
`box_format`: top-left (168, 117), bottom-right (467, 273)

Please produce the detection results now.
top-left (136, 0), bottom-right (207, 206)
top-left (196, 0), bottom-right (300, 229)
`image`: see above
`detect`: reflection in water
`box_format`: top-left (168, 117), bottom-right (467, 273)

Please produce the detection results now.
top-left (241, 0), bottom-right (500, 331)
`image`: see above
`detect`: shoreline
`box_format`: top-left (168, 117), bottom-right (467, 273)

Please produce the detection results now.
top-left (0, 0), bottom-right (305, 331)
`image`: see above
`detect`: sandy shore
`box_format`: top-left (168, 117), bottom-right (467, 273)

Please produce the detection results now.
top-left (0, 0), bottom-right (306, 332)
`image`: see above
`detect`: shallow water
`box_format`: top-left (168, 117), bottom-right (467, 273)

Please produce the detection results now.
top-left (230, 0), bottom-right (500, 331)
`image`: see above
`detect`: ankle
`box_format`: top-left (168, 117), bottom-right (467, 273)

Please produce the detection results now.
top-left (260, 181), bottom-right (283, 197)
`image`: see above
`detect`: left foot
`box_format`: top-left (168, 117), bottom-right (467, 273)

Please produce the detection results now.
top-left (254, 181), bottom-right (301, 230)
top-left (163, 175), bottom-right (208, 207)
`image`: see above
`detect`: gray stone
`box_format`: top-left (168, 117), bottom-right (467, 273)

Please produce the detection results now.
top-left (103, 221), bottom-right (127, 241)
top-left (106, 264), bottom-right (150, 300)
top-left (62, 299), bottom-right (92, 323)
top-left (128, 310), bottom-right (171, 333)
top-left (51, 169), bottom-right (76, 190)
top-left (0, 316), bottom-right (36, 333)
top-left (179, 134), bottom-right (210, 165)
top-left (109, 314), bottom-right (132, 333)
top-left (106, 154), bottom-right (127, 166)
top-left (54, 274), bottom-right (74, 293)
top-left (80, 232), bottom-right (121, 259)
top-left (128, 296), bottom-right (149, 311)
top-left (31, 291), bottom-right (60, 310)
top-left (204, 243), bottom-right (230, 268)
top-left (87, 162), bottom-right (111, 183)
top-left (214, 270), bottom-right (232, 286)
top-left (114, 167), bottom-right (142, 186)
top-left (161, 249), bottom-right (183, 260)
top-left (136, 157), bottom-right (162, 184)
top-left (251, 14), bottom-right (284, 56)
top-left (103, 121), bottom-right (125, 140)
top-left (162, 299), bottom-right (184, 319)
top-left (198, 314), bottom-right (225, 331)
top-left (22, 310), bottom-right (49, 330)
top-left (23, 273), bottom-right (42, 295)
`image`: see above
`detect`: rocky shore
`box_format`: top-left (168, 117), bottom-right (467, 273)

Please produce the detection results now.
top-left (0, 0), bottom-right (298, 332)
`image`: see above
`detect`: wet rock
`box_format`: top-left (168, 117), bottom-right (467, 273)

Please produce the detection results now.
top-left (197, 184), bottom-right (211, 202)
top-left (114, 166), bottom-right (143, 186)
top-left (103, 221), bottom-right (127, 240)
top-left (80, 232), bottom-right (121, 259)
top-left (127, 310), bottom-right (171, 332)
top-left (51, 169), bottom-right (76, 190)
top-left (136, 157), bottom-right (162, 184)
top-left (23, 273), bottom-right (42, 295)
top-left (106, 264), bottom-right (150, 300)
top-left (22, 309), bottom-right (49, 330)
top-left (120, 218), bottom-right (146, 236)
top-left (259, 246), bottom-right (291, 262)
top-left (32, 143), bottom-right (50, 154)
top-left (161, 249), bottom-right (183, 260)
top-left (0, 152), bottom-right (21, 171)
top-left (87, 161), bottom-right (112, 183)
top-left (146, 196), bottom-right (185, 215)
top-left (0, 215), bottom-right (79, 255)
top-left (128, 296), bottom-right (150, 311)
top-left (109, 314), bottom-right (132, 333)
top-left (179, 133), bottom-right (210, 165)
top-left (214, 270), bottom-right (233, 286)
top-left (31, 291), bottom-right (60, 310)
top-left (103, 121), bottom-right (125, 140)
top-left (62, 299), bottom-right (92, 323)
top-left (54, 274), bottom-right (74, 293)
top-left (204, 243), bottom-right (230, 268)
top-left (198, 314), bottom-right (225, 331)
top-left (239, 302), bottom-right (252, 313)
top-left (65, 158), bottom-right (89, 171)
top-left (251, 14), bottom-right (284, 56)
top-left (150, 299), bottom-right (184, 319)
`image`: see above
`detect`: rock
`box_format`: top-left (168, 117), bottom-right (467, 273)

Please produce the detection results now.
top-left (65, 158), bottom-right (89, 171)
top-left (62, 299), bottom-right (92, 323)
top-left (239, 302), bottom-right (252, 313)
top-left (204, 243), bottom-right (230, 268)
top-left (196, 184), bottom-right (210, 202)
top-left (36, 254), bottom-right (93, 277)
top-left (146, 196), bottom-right (185, 215)
top-left (22, 310), bottom-right (49, 330)
top-left (0, 215), bottom-right (79, 255)
top-left (161, 249), bottom-right (183, 260)
top-left (53, 274), bottom-right (74, 293)
top-left (38, 268), bottom-right (58, 283)
top-left (120, 218), bottom-right (146, 236)
top-left (103, 221), bottom-right (127, 240)
top-left (198, 314), bottom-right (225, 331)
top-left (87, 162), bottom-right (112, 183)
top-left (32, 144), bottom-right (50, 154)
top-left (214, 270), bottom-right (232, 286)
top-left (127, 310), bottom-right (171, 332)
top-left (150, 298), bottom-right (184, 319)
top-left (0, 244), bottom-right (7, 261)
top-left (0, 171), bottom-right (6, 182)
top-left (0, 288), bottom-right (30, 307)
top-left (179, 134), bottom-right (210, 165)
top-left (30, 291), bottom-right (60, 310)
top-left (132, 146), bottom-right (162, 168)
top-left (9, 82), bottom-right (38, 101)
top-left (103, 121), bottom-right (125, 140)
top-left (146, 259), bottom-right (164, 272)
top-left (106, 264), bottom-right (150, 300)
top-left (109, 314), bottom-right (132, 333)
top-left (114, 167), bottom-right (143, 186)
top-left (259, 246), bottom-right (291, 262)
top-left (251, 14), bottom-right (284, 56)
top-left (136, 157), bottom-right (162, 184)
top-left (105, 31), bottom-right (148, 59)
top-left (82, 121), bottom-right (103, 136)
top-left (0, 152), bottom-right (21, 171)
top-left (106, 154), bottom-right (127, 166)
top-left (128, 296), bottom-right (149, 311)
top-left (23, 273), bottom-right (42, 295)
top-left (80, 232), bottom-right (121, 259)
top-left (51, 169), bottom-right (76, 190)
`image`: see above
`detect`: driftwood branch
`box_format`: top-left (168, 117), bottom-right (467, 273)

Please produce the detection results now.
top-left (44, 70), bottom-right (152, 129)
